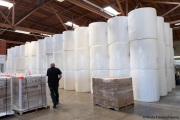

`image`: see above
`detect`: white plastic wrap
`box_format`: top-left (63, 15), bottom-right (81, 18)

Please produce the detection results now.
top-left (128, 8), bottom-right (157, 41)
top-left (64, 51), bottom-right (75, 70)
top-left (37, 39), bottom-right (45, 55)
top-left (7, 48), bottom-right (12, 59)
top-left (170, 47), bottom-right (174, 68)
top-left (90, 70), bottom-right (109, 93)
top-left (90, 46), bottom-right (109, 70)
top-left (158, 69), bottom-right (167, 96)
top-left (165, 46), bottom-right (171, 69)
top-left (74, 27), bottom-right (89, 49)
top-left (157, 17), bottom-right (165, 42)
top-left (75, 70), bottom-right (90, 92)
top-left (109, 70), bottom-right (130, 77)
top-left (131, 70), bottom-right (159, 102)
top-left (20, 57), bottom-right (25, 71)
top-left (169, 28), bottom-right (173, 47)
top-left (37, 55), bottom-right (46, 70)
top-left (89, 22), bottom-right (107, 46)
top-left (53, 52), bottom-right (64, 70)
top-left (64, 70), bottom-right (75, 90)
top-left (11, 47), bottom-right (15, 58)
top-left (75, 49), bottom-right (89, 70)
top-left (63, 31), bottom-right (74, 50)
top-left (31, 41), bottom-right (38, 56)
top-left (20, 45), bottom-right (25, 58)
top-left (59, 71), bottom-right (64, 89)
top-left (107, 16), bottom-right (128, 44)
top-left (53, 34), bottom-right (63, 52)
top-left (166, 69), bottom-right (172, 92)
top-left (30, 56), bottom-right (38, 70)
top-left (157, 41), bottom-right (166, 69)
top-left (25, 42), bottom-right (31, 57)
top-left (109, 43), bottom-right (129, 70)
top-left (44, 37), bottom-right (53, 54)
top-left (164, 23), bottom-right (170, 46)
top-left (130, 39), bottom-right (158, 70)
top-left (15, 58), bottom-right (21, 71)
top-left (45, 54), bottom-right (53, 70)
top-left (25, 57), bottom-right (31, 71)
top-left (15, 46), bottom-right (20, 58)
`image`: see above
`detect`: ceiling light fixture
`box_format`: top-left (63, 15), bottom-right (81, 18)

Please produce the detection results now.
top-left (15, 30), bottom-right (30, 34)
top-left (41, 33), bottom-right (52, 37)
top-left (103, 6), bottom-right (120, 16)
top-left (0, 0), bottom-right (13, 9)
top-left (56, 0), bottom-right (64, 2)
top-left (65, 21), bottom-right (79, 28)
top-left (174, 56), bottom-right (180, 59)
top-left (175, 23), bottom-right (180, 26)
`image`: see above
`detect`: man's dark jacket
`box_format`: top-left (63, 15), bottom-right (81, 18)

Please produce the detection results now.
top-left (47, 67), bottom-right (62, 86)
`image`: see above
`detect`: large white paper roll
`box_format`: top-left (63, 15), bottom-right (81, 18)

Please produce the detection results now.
top-left (166, 69), bottom-right (172, 92)
top-left (131, 70), bottom-right (159, 102)
top-left (109, 43), bottom-right (129, 70)
top-left (63, 31), bottom-right (74, 50)
top-left (25, 42), bottom-right (30, 57)
top-left (53, 52), bottom-right (64, 70)
top-left (169, 28), bottom-right (173, 47)
top-left (89, 22), bottom-right (107, 46)
top-left (157, 17), bottom-right (165, 42)
top-left (44, 37), bottom-right (53, 54)
top-left (171, 69), bottom-right (175, 89)
top-left (74, 27), bottom-right (89, 49)
top-left (90, 70), bottom-right (109, 93)
top-left (15, 46), bottom-right (20, 58)
top-left (158, 69), bottom-right (167, 96)
top-left (128, 8), bottom-right (157, 41)
top-left (165, 46), bottom-right (171, 69)
top-left (90, 46), bottom-right (109, 70)
top-left (170, 47), bottom-right (174, 68)
top-left (164, 23), bottom-right (170, 46)
top-left (31, 56), bottom-right (38, 70)
top-left (20, 45), bottom-right (25, 58)
top-left (59, 71), bottom-right (64, 89)
top-left (64, 70), bottom-right (75, 90)
top-left (64, 51), bottom-right (75, 70)
top-left (7, 48), bottom-right (11, 59)
top-left (75, 49), bottom-right (89, 70)
top-left (53, 34), bottom-right (63, 52)
top-left (25, 56), bottom-right (31, 71)
top-left (130, 39), bottom-right (158, 70)
top-left (157, 41), bottom-right (165, 69)
top-left (37, 39), bottom-right (45, 55)
top-left (45, 54), bottom-right (53, 70)
top-left (37, 55), bottom-right (46, 70)
top-left (20, 57), bottom-right (25, 71)
top-left (109, 69), bottom-right (130, 77)
top-left (107, 16), bottom-right (128, 44)
top-left (75, 70), bottom-right (90, 92)
top-left (31, 41), bottom-right (38, 56)
top-left (15, 58), bottom-right (21, 71)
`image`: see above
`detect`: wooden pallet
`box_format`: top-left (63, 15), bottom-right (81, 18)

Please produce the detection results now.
top-left (13, 106), bottom-right (50, 115)
top-left (94, 103), bottom-right (134, 111)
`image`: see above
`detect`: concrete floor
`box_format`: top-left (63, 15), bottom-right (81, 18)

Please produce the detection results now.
top-left (2, 87), bottom-right (180, 120)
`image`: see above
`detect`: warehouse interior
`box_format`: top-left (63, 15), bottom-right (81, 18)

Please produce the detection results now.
top-left (0, 0), bottom-right (180, 120)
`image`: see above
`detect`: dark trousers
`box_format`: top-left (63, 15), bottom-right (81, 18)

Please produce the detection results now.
top-left (48, 84), bottom-right (59, 106)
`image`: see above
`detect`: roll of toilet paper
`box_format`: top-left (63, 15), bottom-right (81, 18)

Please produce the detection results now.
top-left (131, 70), bottom-right (159, 102)
top-left (89, 22), bottom-right (107, 46)
top-left (109, 42), bottom-right (129, 70)
top-left (75, 49), bottom-right (89, 70)
top-left (64, 70), bottom-right (75, 90)
top-left (157, 41), bottom-right (165, 69)
top-left (130, 39), bottom-right (158, 70)
top-left (128, 8), bottom-right (157, 41)
top-left (53, 34), bottom-right (63, 52)
top-left (158, 69), bottom-right (167, 96)
top-left (107, 16), bottom-right (128, 44)
top-left (37, 39), bottom-right (45, 55)
top-left (90, 46), bottom-right (109, 70)
top-left (53, 52), bottom-right (64, 70)
top-left (63, 31), bottom-right (74, 50)
top-left (75, 70), bottom-right (90, 92)
top-left (74, 27), bottom-right (89, 49)
top-left (109, 69), bottom-right (130, 77)
top-left (164, 23), bottom-right (170, 46)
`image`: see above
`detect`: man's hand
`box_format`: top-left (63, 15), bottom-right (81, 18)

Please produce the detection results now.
top-left (58, 74), bottom-right (62, 80)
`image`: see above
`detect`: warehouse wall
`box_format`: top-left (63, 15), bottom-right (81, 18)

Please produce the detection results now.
top-left (174, 41), bottom-right (180, 56)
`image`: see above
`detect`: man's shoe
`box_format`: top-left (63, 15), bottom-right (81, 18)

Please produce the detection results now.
top-left (53, 105), bottom-right (56, 108)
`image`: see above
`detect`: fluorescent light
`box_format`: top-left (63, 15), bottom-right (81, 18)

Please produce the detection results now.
top-left (103, 6), bottom-right (120, 16)
top-left (41, 33), bottom-right (52, 37)
top-left (15, 30), bottom-right (30, 34)
top-left (175, 23), bottom-right (180, 26)
top-left (65, 21), bottom-right (79, 28)
top-left (0, 0), bottom-right (13, 9)
top-left (57, 0), bottom-right (64, 2)
top-left (174, 56), bottom-right (180, 59)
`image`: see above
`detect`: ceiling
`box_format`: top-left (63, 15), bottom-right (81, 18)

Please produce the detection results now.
top-left (0, 0), bottom-right (179, 48)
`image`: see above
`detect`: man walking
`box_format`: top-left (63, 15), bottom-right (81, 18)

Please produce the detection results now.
top-left (47, 63), bottom-right (62, 108)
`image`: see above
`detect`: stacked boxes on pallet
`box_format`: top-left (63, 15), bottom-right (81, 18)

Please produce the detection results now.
top-left (0, 77), bottom-right (14, 117)
top-left (12, 75), bottom-right (47, 114)
top-left (93, 77), bottom-right (133, 109)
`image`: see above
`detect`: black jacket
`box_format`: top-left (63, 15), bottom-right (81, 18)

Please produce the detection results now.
top-left (46, 67), bottom-right (62, 86)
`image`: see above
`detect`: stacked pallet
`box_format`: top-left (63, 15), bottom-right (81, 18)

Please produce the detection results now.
top-left (0, 77), bottom-right (14, 117)
top-left (12, 75), bottom-right (47, 115)
top-left (93, 77), bottom-right (134, 110)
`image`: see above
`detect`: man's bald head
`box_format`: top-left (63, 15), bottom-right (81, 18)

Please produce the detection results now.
top-left (51, 63), bottom-right (55, 67)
